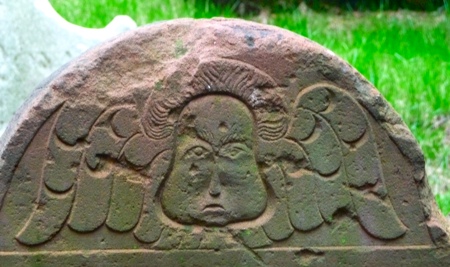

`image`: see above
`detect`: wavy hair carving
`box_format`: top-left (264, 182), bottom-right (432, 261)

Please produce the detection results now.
top-left (143, 59), bottom-right (288, 141)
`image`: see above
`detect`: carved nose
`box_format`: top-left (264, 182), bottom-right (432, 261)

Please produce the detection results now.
top-left (208, 171), bottom-right (221, 197)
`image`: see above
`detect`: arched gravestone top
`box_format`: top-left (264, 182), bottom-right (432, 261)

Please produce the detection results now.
top-left (0, 18), bottom-right (449, 266)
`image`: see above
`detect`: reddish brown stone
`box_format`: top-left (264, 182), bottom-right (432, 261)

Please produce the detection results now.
top-left (0, 18), bottom-right (449, 266)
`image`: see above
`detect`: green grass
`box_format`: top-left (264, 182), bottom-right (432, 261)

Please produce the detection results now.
top-left (49, 0), bottom-right (236, 27)
top-left (49, 0), bottom-right (450, 214)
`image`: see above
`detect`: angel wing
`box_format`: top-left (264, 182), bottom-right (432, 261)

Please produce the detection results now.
top-left (15, 102), bottom-right (167, 245)
top-left (256, 83), bottom-right (407, 242)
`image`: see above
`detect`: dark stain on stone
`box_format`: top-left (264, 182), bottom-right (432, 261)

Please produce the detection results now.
top-left (245, 35), bottom-right (255, 47)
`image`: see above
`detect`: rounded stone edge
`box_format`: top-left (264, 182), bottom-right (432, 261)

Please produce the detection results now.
top-left (0, 18), bottom-right (448, 244)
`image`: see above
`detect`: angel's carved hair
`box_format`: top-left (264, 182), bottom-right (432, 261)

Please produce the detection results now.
top-left (142, 59), bottom-right (288, 141)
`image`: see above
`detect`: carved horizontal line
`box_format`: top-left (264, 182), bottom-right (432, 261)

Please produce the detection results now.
top-left (0, 245), bottom-right (434, 256)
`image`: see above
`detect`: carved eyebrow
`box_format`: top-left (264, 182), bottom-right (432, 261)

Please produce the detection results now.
top-left (220, 132), bottom-right (252, 148)
top-left (218, 123), bottom-right (254, 147)
top-left (196, 128), bottom-right (214, 144)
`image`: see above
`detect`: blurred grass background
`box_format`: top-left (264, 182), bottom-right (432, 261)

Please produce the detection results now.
top-left (49, 0), bottom-right (450, 214)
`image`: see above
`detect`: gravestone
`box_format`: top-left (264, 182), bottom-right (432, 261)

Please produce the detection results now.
top-left (0, 18), bottom-right (449, 266)
top-left (0, 0), bottom-right (136, 135)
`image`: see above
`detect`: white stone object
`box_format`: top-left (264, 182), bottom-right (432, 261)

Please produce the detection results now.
top-left (0, 0), bottom-right (137, 135)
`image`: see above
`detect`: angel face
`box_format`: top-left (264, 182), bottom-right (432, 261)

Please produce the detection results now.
top-left (161, 95), bottom-right (268, 226)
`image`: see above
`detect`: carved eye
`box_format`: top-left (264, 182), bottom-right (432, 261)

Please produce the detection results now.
top-left (184, 146), bottom-right (210, 159)
top-left (219, 143), bottom-right (248, 160)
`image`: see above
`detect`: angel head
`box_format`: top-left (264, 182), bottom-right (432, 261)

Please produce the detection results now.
top-left (143, 59), bottom-right (288, 227)
top-left (160, 95), bottom-right (267, 226)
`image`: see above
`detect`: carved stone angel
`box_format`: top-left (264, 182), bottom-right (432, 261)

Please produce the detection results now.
top-left (1, 19), bottom-right (448, 266)
top-left (14, 59), bottom-right (407, 249)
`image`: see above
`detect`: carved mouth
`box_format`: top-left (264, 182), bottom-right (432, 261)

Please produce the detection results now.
top-left (202, 204), bottom-right (225, 213)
